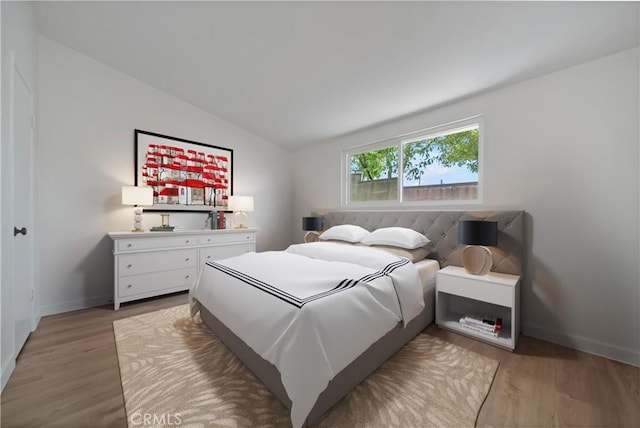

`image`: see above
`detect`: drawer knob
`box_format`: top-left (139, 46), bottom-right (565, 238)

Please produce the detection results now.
top-left (185, 240), bottom-right (190, 243)
top-left (246, 236), bottom-right (250, 240)
top-left (185, 258), bottom-right (190, 261)
top-left (127, 243), bottom-right (132, 248)
top-left (207, 239), bottom-right (211, 242)
top-left (185, 275), bottom-right (190, 279)
top-left (127, 264), bottom-right (132, 268)
top-left (126, 284), bottom-right (132, 289)
top-left (207, 255), bottom-right (211, 259)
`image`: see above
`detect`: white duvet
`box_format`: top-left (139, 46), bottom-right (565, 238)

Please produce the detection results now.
top-left (190, 242), bottom-right (424, 428)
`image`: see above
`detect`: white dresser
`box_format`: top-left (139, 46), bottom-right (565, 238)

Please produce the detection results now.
top-left (109, 229), bottom-right (256, 310)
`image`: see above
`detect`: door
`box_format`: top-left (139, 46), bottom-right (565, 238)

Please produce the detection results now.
top-left (11, 58), bottom-right (35, 354)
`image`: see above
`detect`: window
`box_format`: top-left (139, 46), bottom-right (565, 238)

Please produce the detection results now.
top-left (343, 117), bottom-right (482, 206)
top-left (349, 145), bottom-right (399, 203)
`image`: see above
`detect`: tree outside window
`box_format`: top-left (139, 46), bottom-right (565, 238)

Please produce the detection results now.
top-left (346, 120), bottom-right (481, 205)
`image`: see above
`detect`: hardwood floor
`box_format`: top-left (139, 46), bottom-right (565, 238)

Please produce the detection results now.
top-left (427, 326), bottom-right (640, 428)
top-left (1, 293), bottom-right (638, 427)
top-left (1, 293), bottom-right (187, 428)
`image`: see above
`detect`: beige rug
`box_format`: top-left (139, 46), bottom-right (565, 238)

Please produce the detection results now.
top-left (114, 305), bottom-right (498, 427)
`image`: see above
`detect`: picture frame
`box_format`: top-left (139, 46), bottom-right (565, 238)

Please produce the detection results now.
top-left (134, 129), bottom-right (233, 212)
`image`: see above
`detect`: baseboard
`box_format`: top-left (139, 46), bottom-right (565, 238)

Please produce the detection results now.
top-left (523, 323), bottom-right (640, 367)
top-left (1, 358), bottom-right (16, 392)
top-left (40, 296), bottom-right (113, 317)
top-left (32, 312), bottom-right (41, 332)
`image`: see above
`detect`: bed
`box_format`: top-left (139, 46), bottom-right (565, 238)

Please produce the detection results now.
top-left (190, 210), bottom-right (524, 427)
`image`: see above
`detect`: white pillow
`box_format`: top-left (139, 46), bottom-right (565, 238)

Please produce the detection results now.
top-left (369, 246), bottom-right (430, 262)
top-left (319, 225), bottom-right (370, 243)
top-left (361, 227), bottom-right (430, 249)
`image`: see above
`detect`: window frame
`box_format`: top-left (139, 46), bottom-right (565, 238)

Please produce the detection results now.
top-left (341, 116), bottom-right (484, 207)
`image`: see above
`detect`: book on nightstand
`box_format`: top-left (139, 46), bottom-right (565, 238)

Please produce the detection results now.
top-left (459, 315), bottom-right (502, 337)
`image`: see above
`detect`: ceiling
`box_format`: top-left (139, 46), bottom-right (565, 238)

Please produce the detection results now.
top-left (33, 1), bottom-right (639, 149)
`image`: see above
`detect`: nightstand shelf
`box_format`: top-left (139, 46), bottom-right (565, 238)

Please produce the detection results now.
top-left (436, 265), bottom-right (520, 351)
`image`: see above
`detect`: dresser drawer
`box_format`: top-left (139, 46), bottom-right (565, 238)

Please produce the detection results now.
top-left (118, 267), bottom-right (197, 297)
top-left (437, 272), bottom-right (512, 307)
top-left (118, 249), bottom-right (197, 276)
top-left (200, 243), bottom-right (254, 264)
top-left (198, 232), bottom-right (255, 245)
top-left (117, 236), bottom-right (198, 251)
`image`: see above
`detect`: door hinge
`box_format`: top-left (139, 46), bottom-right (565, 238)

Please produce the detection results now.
top-left (30, 289), bottom-right (35, 301)
top-left (31, 117), bottom-right (35, 129)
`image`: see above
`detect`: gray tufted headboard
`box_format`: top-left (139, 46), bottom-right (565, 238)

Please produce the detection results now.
top-left (321, 211), bottom-right (524, 276)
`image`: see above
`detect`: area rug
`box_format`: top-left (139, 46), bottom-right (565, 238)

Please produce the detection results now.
top-left (114, 305), bottom-right (498, 427)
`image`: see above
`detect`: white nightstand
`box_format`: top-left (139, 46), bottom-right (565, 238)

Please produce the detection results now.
top-left (436, 265), bottom-right (520, 351)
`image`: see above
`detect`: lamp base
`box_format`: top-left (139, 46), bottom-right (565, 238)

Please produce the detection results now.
top-left (304, 231), bottom-right (321, 243)
top-left (132, 207), bottom-right (144, 232)
top-left (233, 211), bottom-right (248, 229)
top-left (462, 245), bottom-right (493, 275)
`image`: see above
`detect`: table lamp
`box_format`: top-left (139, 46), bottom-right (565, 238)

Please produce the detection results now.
top-left (302, 216), bottom-right (323, 243)
top-left (228, 195), bottom-right (254, 229)
top-left (122, 186), bottom-right (153, 232)
top-left (458, 220), bottom-right (498, 275)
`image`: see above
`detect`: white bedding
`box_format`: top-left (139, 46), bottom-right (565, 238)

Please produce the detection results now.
top-left (415, 258), bottom-right (440, 290)
top-left (190, 242), bottom-right (425, 428)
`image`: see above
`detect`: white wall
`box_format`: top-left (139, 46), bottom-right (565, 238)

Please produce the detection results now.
top-left (37, 36), bottom-right (293, 316)
top-left (292, 48), bottom-right (640, 366)
top-left (1, 1), bottom-right (38, 390)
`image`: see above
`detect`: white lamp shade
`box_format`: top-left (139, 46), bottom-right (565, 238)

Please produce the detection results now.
top-left (121, 186), bottom-right (153, 206)
top-left (228, 195), bottom-right (254, 212)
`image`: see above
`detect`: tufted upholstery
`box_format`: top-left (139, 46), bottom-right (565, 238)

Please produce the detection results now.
top-left (322, 211), bottom-right (524, 276)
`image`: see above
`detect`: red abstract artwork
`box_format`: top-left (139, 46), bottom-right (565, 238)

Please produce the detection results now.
top-left (135, 130), bottom-right (233, 211)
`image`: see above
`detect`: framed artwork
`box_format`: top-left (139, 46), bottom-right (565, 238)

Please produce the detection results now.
top-left (134, 129), bottom-right (233, 212)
